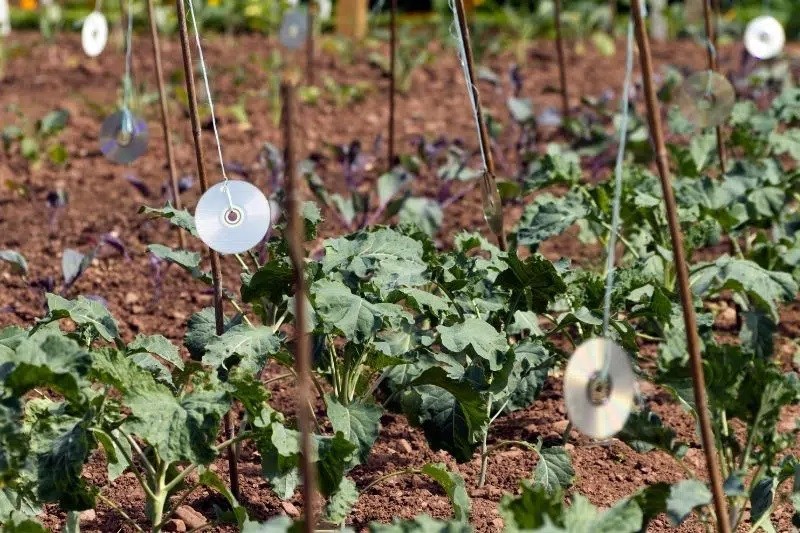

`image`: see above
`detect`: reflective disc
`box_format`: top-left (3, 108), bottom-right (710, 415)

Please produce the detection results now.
top-left (564, 338), bottom-right (635, 439)
top-left (744, 15), bottom-right (785, 60)
top-left (194, 180), bottom-right (272, 255)
top-left (675, 70), bottom-right (735, 129)
top-left (81, 11), bottom-right (108, 57)
top-left (318, 0), bottom-right (332, 21)
top-left (0, 0), bottom-right (10, 36)
top-left (99, 110), bottom-right (148, 164)
top-left (279, 9), bottom-right (308, 50)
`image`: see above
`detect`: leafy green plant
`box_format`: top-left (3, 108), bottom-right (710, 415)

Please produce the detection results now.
top-left (2, 106), bottom-right (70, 168)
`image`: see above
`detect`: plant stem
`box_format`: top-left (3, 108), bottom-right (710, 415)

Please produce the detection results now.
top-left (156, 484), bottom-right (201, 531)
top-left (234, 254), bottom-right (251, 273)
top-left (149, 463), bottom-right (169, 532)
top-left (97, 493), bottom-right (146, 533)
top-left (478, 395), bottom-right (493, 488)
top-left (264, 372), bottom-right (294, 385)
top-left (362, 469), bottom-right (418, 493)
top-left (108, 431), bottom-right (157, 501)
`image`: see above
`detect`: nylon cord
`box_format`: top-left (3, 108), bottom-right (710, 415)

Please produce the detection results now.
top-left (598, 18), bottom-right (635, 380)
top-left (121, 0), bottom-right (133, 133)
top-left (184, 0), bottom-right (234, 207)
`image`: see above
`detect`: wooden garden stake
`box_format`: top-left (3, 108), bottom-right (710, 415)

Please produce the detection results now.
top-left (453, 0), bottom-right (507, 251)
top-left (306, 2), bottom-right (314, 86)
top-left (335, 0), bottom-right (367, 40)
top-left (553, 0), bottom-right (570, 119)
top-left (175, 0), bottom-right (240, 499)
top-left (701, 0), bottom-right (727, 173)
top-left (630, 1), bottom-right (731, 531)
top-left (147, 0), bottom-right (185, 248)
top-left (281, 80), bottom-right (318, 533)
top-left (388, 0), bottom-right (397, 167)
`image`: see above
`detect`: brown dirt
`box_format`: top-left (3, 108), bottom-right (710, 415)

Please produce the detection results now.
top-left (1, 30), bottom-right (799, 532)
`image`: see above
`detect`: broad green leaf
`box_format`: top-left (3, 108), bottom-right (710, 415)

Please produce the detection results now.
top-left (26, 402), bottom-right (94, 510)
top-left (665, 479), bottom-right (711, 525)
top-left (148, 244), bottom-right (211, 284)
top-left (495, 252), bottom-right (566, 313)
top-left (533, 446), bottom-right (574, 493)
top-left (739, 310), bottom-right (776, 359)
top-left (3, 333), bottom-right (91, 401)
top-left (241, 260), bottom-right (294, 304)
top-left (499, 482), bottom-right (565, 531)
top-left (398, 197), bottom-right (443, 237)
top-left (404, 367), bottom-right (488, 462)
top-left (0, 250), bottom-right (28, 276)
top-left (40, 294), bottom-right (119, 342)
top-left (138, 205), bottom-right (199, 236)
top-left (507, 311), bottom-right (544, 336)
top-left (690, 256), bottom-right (797, 321)
top-left (326, 395), bottom-right (382, 465)
top-left (502, 340), bottom-right (555, 412)
top-left (436, 318), bottom-right (507, 371)
top-left (1, 514), bottom-right (49, 533)
top-left (203, 324), bottom-right (281, 374)
top-left (321, 228), bottom-right (427, 292)
top-left (316, 432), bottom-right (358, 497)
top-left (419, 463), bottom-right (471, 522)
top-left (312, 279), bottom-right (407, 341)
top-left (516, 193), bottom-right (587, 247)
top-left (387, 287), bottom-right (451, 316)
top-left (508, 97), bottom-right (534, 123)
top-left (61, 249), bottom-right (93, 288)
top-left (38, 109), bottom-right (69, 136)
top-left (127, 334), bottom-right (184, 370)
top-left (184, 308), bottom-right (243, 360)
top-left (325, 477), bottom-right (358, 524)
top-left (618, 409), bottom-right (687, 458)
top-left (91, 428), bottom-right (131, 482)
top-left (199, 469), bottom-right (248, 528)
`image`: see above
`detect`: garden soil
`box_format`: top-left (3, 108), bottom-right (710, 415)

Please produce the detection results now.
top-left (1, 30), bottom-right (799, 532)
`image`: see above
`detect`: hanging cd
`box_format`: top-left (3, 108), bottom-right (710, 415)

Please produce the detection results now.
top-left (99, 110), bottom-right (148, 164)
top-left (194, 180), bottom-right (272, 255)
top-left (675, 70), bottom-right (735, 129)
top-left (0, 0), bottom-right (10, 36)
top-left (564, 338), bottom-right (635, 439)
top-left (744, 16), bottom-right (785, 60)
top-left (279, 9), bottom-right (308, 50)
top-left (81, 11), bottom-right (108, 57)
top-left (318, 0), bottom-right (332, 21)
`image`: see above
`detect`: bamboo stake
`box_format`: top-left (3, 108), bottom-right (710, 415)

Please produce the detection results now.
top-left (630, 2), bottom-right (730, 531)
top-left (701, 0), bottom-right (727, 173)
top-left (147, 0), bottom-right (185, 248)
top-left (452, 0), bottom-right (507, 251)
top-left (553, 0), bottom-right (570, 119)
top-left (388, 0), bottom-right (397, 168)
top-left (175, 0), bottom-right (239, 498)
top-left (282, 81), bottom-right (317, 533)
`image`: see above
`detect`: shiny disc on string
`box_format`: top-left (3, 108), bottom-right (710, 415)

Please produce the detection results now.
top-left (99, 110), bottom-right (148, 164)
top-left (194, 180), bottom-right (272, 255)
top-left (0, 0), bottom-right (10, 36)
top-left (279, 8), bottom-right (308, 50)
top-left (318, 0), bottom-right (332, 21)
top-left (744, 16), bottom-right (785, 60)
top-left (564, 338), bottom-right (635, 439)
top-left (675, 70), bottom-right (735, 129)
top-left (81, 11), bottom-right (108, 57)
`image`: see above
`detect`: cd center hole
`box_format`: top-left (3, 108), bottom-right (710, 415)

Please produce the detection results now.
top-left (587, 374), bottom-right (612, 406)
top-left (760, 31), bottom-right (770, 43)
top-left (224, 208), bottom-right (242, 225)
top-left (117, 129), bottom-right (133, 146)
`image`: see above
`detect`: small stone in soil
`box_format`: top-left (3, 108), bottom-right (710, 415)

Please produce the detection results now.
top-left (175, 506), bottom-right (207, 529)
top-left (78, 509), bottom-right (96, 522)
top-left (163, 519), bottom-right (187, 532)
top-left (552, 419), bottom-right (570, 433)
top-left (281, 501), bottom-right (301, 517)
top-left (396, 438), bottom-right (413, 454)
top-left (491, 517), bottom-right (504, 530)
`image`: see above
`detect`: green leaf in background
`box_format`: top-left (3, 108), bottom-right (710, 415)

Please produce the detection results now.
top-left (516, 193), bottom-right (587, 247)
top-left (326, 395), bottom-right (382, 465)
top-left (325, 477), bottom-right (359, 525)
top-left (241, 260), bottom-right (294, 304)
top-left (664, 479), bottom-right (711, 525)
top-left (61, 248), bottom-right (94, 288)
top-left (40, 294), bottom-right (118, 342)
top-left (419, 463), bottom-right (471, 522)
top-left (369, 515), bottom-right (473, 533)
top-left (138, 205), bottom-right (199, 237)
top-left (495, 252), bottom-right (566, 313)
top-left (617, 409), bottom-right (688, 458)
top-left (184, 307), bottom-right (243, 360)
top-left (398, 197), bottom-right (444, 237)
top-left (0, 250), bottom-right (28, 276)
top-left (38, 109), bottom-right (69, 136)
top-left (532, 446), bottom-right (574, 493)
top-left (436, 318), bottom-right (507, 371)
top-left (316, 432), bottom-right (358, 498)
top-left (202, 324), bottom-right (281, 374)
top-left (127, 334), bottom-right (184, 370)
top-left (148, 244), bottom-right (212, 284)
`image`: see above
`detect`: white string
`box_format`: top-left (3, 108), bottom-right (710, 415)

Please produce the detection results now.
top-left (94, 0), bottom-right (103, 14)
top-left (599, 18), bottom-right (635, 379)
top-left (184, 0), bottom-right (234, 206)
top-left (121, 0), bottom-right (133, 132)
top-left (447, 0), bottom-right (488, 171)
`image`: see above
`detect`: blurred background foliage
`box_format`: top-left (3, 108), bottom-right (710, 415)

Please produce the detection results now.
top-left (5, 0), bottom-right (799, 39)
